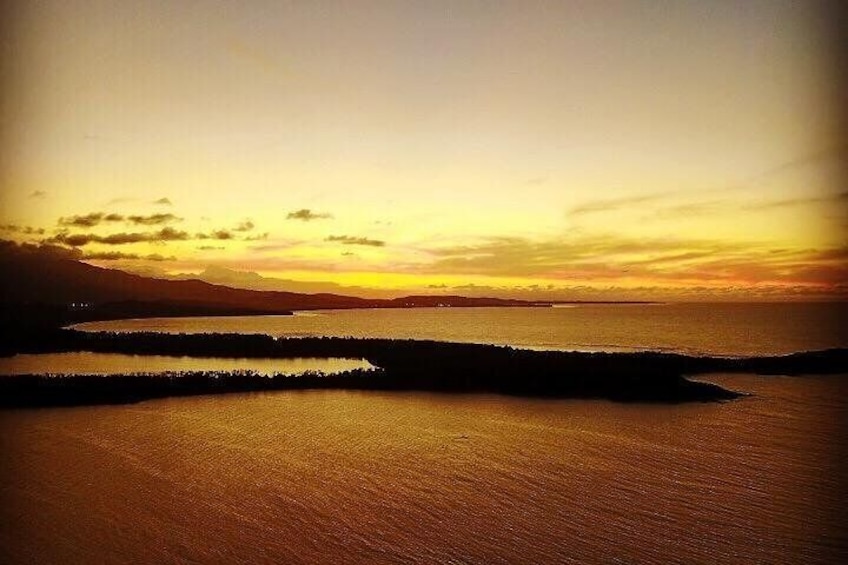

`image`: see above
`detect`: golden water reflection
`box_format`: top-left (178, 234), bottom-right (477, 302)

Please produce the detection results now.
top-left (0, 352), bottom-right (374, 376)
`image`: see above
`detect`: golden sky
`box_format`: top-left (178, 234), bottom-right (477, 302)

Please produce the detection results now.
top-left (1, 1), bottom-right (845, 300)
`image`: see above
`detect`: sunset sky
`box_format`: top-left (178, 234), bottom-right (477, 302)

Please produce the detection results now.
top-left (1, 1), bottom-right (845, 300)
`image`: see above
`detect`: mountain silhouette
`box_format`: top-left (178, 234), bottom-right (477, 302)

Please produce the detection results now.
top-left (0, 241), bottom-right (540, 329)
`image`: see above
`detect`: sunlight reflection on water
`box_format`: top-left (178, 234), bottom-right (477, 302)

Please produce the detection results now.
top-left (0, 352), bottom-right (374, 376)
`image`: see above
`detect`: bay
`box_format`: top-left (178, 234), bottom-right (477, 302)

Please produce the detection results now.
top-left (73, 302), bottom-right (848, 357)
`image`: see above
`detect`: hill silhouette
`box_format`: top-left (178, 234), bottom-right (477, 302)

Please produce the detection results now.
top-left (0, 240), bottom-right (543, 331)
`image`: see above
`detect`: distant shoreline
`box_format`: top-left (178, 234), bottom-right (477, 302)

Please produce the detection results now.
top-left (64, 301), bottom-right (665, 329)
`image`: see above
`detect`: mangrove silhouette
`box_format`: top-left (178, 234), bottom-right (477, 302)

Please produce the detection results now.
top-left (1, 330), bottom-right (845, 408)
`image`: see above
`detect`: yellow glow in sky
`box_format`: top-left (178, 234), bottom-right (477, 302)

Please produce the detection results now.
top-left (1, 1), bottom-right (844, 300)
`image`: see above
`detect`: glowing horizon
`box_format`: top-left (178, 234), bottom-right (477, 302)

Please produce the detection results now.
top-left (1, 1), bottom-right (845, 301)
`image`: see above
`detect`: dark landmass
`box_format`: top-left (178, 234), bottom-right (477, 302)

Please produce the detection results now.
top-left (0, 365), bottom-right (736, 408)
top-left (2, 330), bottom-right (845, 408)
top-left (2, 241), bottom-right (845, 408)
top-left (0, 240), bottom-right (546, 332)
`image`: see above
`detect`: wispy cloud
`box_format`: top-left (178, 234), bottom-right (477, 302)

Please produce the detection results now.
top-left (248, 241), bottom-right (301, 252)
top-left (568, 192), bottom-right (672, 217)
top-left (28, 190), bottom-right (46, 199)
top-left (153, 197), bottom-right (173, 206)
top-left (326, 235), bottom-right (385, 247)
top-left (287, 209), bottom-right (333, 221)
top-left (742, 191), bottom-right (848, 211)
top-left (419, 234), bottom-right (848, 288)
top-left (648, 190), bottom-right (848, 220)
top-left (728, 145), bottom-right (845, 190)
top-left (233, 220), bottom-right (255, 232)
top-left (570, 148), bottom-right (845, 220)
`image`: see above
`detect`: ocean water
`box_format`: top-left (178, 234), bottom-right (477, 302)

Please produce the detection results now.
top-left (3, 303), bottom-right (846, 563)
top-left (73, 302), bottom-right (848, 357)
top-left (1, 374), bottom-right (845, 564)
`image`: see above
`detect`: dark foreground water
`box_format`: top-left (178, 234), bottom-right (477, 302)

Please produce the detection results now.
top-left (1, 374), bottom-right (846, 564)
top-left (73, 302), bottom-right (848, 357)
top-left (5, 303), bottom-right (846, 563)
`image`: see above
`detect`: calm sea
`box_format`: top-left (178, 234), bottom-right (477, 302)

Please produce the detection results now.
top-left (75, 302), bottom-right (848, 356)
top-left (2, 303), bottom-right (846, 563)
top-left (1, 376), bottom-right (845, 564)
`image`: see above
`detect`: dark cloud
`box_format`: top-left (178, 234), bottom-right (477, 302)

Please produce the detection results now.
top-left (0, 239), bottom-right (83, 261)
top-left (58, 212), bottom-right (118, 228)
top-left (59, 212), bottom-right (182, 228)
top-left (287, 209), bottom-right (333, 221)
top-left (196, 230), bottom-right (234, 240)
top-left (28, 190), bottom-right (46, 199)
top-left (153, 197), bottom-right (173, 206)
top-left (127, 213), bottom-right (181, 225)
top-left (82, 251), bottom-right (175, 261)
top-left (234, 220), bottom-right (255, 232)
top-left (47, 227), bottom-right (190, 246)
top-left (197, 245), bottom-right (225, 251)
top-left (245, 232), bottom-right (269, 241)
top-left (0, 224), bottom-right (45, 235)
top-left (58, 212), bottom-right (178, 227)
top-left (325, 235), bottom-right (385, 247)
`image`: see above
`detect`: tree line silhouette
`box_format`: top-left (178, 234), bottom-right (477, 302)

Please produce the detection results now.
top-left (2, 329), bottom-right (845, 407)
